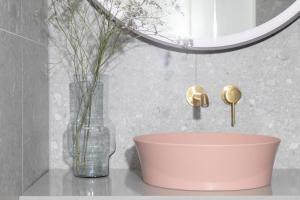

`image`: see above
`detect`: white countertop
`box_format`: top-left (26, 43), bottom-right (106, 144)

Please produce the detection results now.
top-left (20, 169), bottom-right (300, 200)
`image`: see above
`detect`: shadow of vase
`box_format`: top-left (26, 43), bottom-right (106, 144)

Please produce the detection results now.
top-left (63, 125), bottom-right (72, 168)
top-left (125, 146), bottom-right (141, 174)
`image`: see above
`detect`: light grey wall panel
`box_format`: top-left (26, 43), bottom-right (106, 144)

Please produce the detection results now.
top-left (0, 0), bottom-right (48, 198)
top-left (22, 40), bottom-right (49, 191)
top-left (0, 31), bottom-right (22, 198)
top-left (20, 0), bottom-right (48, 45)
top-left (0, 0), bottom-right (21, 33)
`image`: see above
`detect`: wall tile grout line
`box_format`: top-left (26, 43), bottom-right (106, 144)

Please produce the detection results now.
top-left (21, 38), bottom-right (24, 194)
top-left (20, 0), bottom-right (24, 192)
top-left (0, 27), bottom-right (47, 48)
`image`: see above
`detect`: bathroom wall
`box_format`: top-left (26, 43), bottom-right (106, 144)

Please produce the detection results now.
top-left (49, 6), bottom-right (300, 169)
top-left (0, 0), bottom-right (48, 198)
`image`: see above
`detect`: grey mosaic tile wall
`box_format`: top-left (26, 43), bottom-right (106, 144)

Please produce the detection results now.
top-left (0, 0), bottom-right (48, 198)
top-left (50, 16), bottom-right (300, 170)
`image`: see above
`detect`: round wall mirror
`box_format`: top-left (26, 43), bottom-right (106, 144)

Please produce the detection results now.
top-left (89, 0), bottom-right (300, 52)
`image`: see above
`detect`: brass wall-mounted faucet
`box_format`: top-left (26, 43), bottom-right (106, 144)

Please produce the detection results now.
top-left (186, 85), bottom-right (241, 126)
top-left (186, 85), bottom-right (209, 108)
top-left (221, 85), bottom-right (242, 127)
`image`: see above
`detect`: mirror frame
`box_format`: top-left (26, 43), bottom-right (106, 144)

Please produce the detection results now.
top-left (89, 0), bottom-right (300, 53)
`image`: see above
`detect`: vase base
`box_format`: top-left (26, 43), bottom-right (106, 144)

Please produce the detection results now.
top-left (72, 164), bottom-right (109, 178)
top-left (74, 174), bottom-right (109, 178)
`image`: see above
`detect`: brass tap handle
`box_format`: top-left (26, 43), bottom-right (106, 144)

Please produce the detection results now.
top-left (192, 93), bottom-right (202, 107)
top-left (186, 85), bottom-right (209, 107)
top-left (231, 103), bottom-right (236, 127)
top-left (201, 93), bottom-right (209, 108)
top-left (221, 85), bottom-right (241, 127)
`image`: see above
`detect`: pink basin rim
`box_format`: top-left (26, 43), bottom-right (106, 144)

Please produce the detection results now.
top-left (134, 132), bottom-right (281, 146)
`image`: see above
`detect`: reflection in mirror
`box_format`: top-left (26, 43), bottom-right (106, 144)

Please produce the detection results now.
top-left (91, 0), bottom-right (298, 49)
top-left (152, 0), bottom-right (296, 39)
top-left (256, 0), bottom-right (297, 25)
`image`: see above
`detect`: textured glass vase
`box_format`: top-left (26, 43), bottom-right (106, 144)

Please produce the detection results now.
top-left (69, 81), bottom-right (115, 178)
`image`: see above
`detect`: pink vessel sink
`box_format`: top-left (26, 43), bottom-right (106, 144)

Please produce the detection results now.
top-left (134, 133), bottom-right (280, 191)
